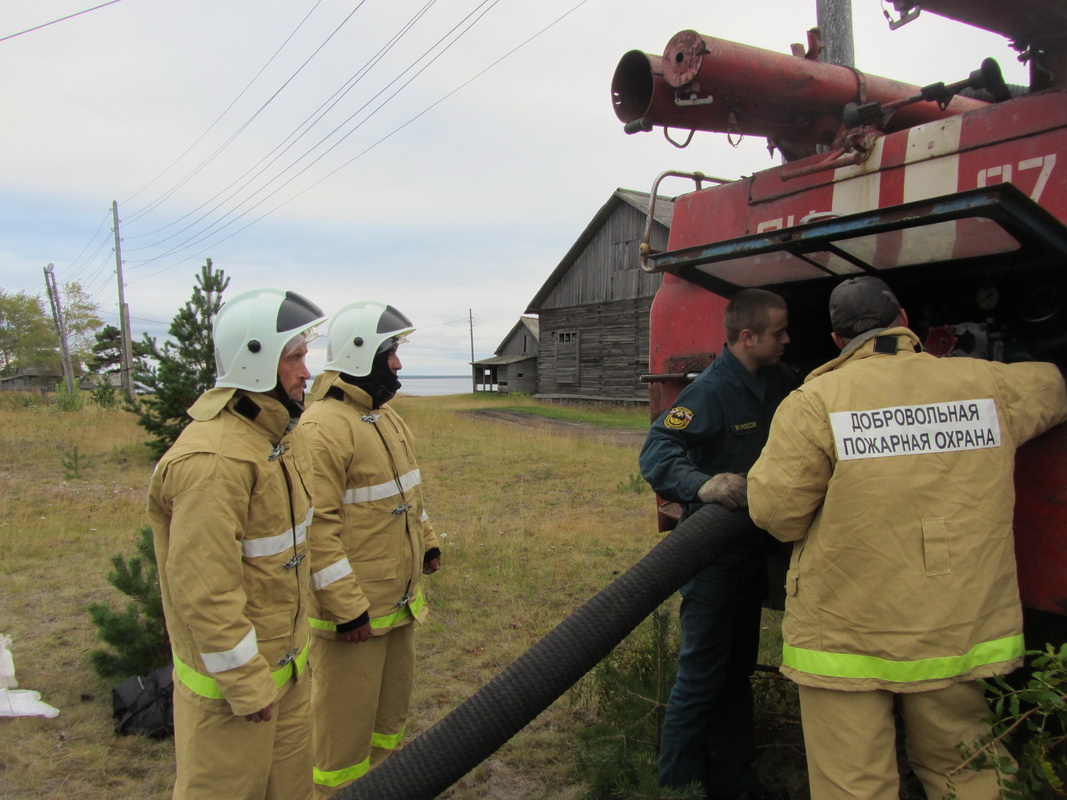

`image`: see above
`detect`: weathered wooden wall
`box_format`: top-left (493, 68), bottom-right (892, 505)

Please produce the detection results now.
top-left (536, 203), bottom-right (664, 310)
top-left (537, 297), bottom-right (654, 402)
top-left (533, 199), bottom-right (667, 403)
top-left (498, 328), bottom-right (538, 359)
top-left (498, 360), bottom-right (538, 394)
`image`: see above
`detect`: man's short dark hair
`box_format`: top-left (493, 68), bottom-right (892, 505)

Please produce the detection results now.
top-left (725, 289), bottom-right (787, 344)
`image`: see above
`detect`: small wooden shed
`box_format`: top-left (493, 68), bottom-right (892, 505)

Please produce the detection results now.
top-left (0, 365), bottom-right (64, 391)
top-left (471, 316), bottom-right (539, 394)
top-left (525, 188), bottom-right (673, 403)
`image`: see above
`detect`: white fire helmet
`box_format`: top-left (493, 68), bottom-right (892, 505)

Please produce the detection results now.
top-left (213, 288), bottom-right (328, 392)
top-left (323, 300), bottom-right (415, 378)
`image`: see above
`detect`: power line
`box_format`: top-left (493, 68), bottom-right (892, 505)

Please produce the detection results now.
top-left (123, 0), bottom-right (355, 227)
top-left (123, 0), bottom-right (435, 251)
top-left (128, 0), bottom-right (503, 273)
top-left (125, 0), bottom-right (590, 280)
top-left (0, 0), bottom-right (125, 43)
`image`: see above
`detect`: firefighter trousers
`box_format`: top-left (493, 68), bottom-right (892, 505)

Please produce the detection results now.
top-left (798, 680), bottom-right (1012, 800)
top-left (172, 674), bottom-right (312, 800)
top-left (311, 622), bottom-right (415, 798)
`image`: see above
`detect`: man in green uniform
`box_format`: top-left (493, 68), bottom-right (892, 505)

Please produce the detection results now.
top-left (640, 288), bottom-right (791, 800)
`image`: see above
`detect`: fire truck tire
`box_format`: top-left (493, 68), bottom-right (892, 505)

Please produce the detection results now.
top-left (338, 502), bottom-right (752, 800)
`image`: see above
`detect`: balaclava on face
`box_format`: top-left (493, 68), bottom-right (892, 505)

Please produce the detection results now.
top-left (340, 345), bottom-right (401, 409)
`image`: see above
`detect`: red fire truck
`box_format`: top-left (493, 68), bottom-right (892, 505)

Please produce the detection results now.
top-left (612, 1), bottom-right (1067, 618)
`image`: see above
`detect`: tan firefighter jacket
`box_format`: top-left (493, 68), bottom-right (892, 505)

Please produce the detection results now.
top-left (148, 387), bottom-right (313, 716)
top-left (748, 328), bottom-right (1067, 692)
top-left (301, 372), bottom-right (438, 638)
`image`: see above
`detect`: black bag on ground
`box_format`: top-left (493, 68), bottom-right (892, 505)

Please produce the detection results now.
top-left (111, 664), bottom-right (174, 738)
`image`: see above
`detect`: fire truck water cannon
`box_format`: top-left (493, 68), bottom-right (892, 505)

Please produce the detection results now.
top-left (611, 29), bottom-right (993, 162)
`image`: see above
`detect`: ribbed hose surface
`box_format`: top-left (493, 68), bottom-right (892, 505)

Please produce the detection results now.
top-left (340, 503), bottom-right (752, 800)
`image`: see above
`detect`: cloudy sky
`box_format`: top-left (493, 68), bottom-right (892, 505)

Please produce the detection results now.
top-left (3, 0), bottom-right (1028, 375)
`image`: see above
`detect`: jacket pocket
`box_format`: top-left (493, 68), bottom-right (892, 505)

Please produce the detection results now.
top-left (785, 568), bottom-right (799, 597)
top-left (353, 557), bottom-right (397, 583)
top-left (921, 516), bottom-right (952, 576)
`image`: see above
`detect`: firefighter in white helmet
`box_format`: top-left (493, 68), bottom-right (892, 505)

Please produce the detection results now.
top-left (148, 288), bottom-right (327, 800)
top-left (300, 300), bottom-right (441, 797)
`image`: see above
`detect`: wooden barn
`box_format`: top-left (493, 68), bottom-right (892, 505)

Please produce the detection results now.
top-left (0, 365), bottom-right (64, 392)
top-left (471, 316), bottom-right (539, 394)
top-left (525, 188), bottom-right (672, 403)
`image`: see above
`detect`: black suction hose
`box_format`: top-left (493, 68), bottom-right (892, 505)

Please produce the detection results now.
top-left (340, 503), bottom-right (755, 800)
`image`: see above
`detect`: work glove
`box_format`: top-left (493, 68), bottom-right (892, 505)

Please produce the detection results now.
top-left (697, 472), bottom-right (748, 509)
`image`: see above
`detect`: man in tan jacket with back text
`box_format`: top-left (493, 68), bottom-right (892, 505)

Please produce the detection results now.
top-left (749, 276), bottom-right (1067, 800)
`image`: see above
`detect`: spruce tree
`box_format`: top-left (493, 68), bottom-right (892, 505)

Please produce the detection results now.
top-left (88, 526), bottom-right (170, 680)
top-left (131, 260), bottom-right (229, 459)
top-left (87, 324), bottom-right (123, 374)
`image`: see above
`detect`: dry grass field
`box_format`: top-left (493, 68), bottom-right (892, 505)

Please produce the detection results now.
top-left (0, 390), bottom-right (683, 799)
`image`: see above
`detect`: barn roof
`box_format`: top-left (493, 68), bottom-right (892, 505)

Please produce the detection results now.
top-left (495, 315), bottom-right (538, 355)
top-left (471, 353), bottom-right (537, 367)
top-left (525, 188), bottom-right (673, 313)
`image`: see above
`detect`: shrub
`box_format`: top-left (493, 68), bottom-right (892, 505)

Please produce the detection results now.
top-left (950, 644), bottom-right (1067, 799)
top-left (54, 381), bottom-right (83, 412)
top-left (61, 445), bottom-right (91, 480)
top-left (91, 377), bottom-right (120, 410)
top-left (573, 608), bottom-right (703, 799)
top-left (88, 525), bottom-right (170, 680)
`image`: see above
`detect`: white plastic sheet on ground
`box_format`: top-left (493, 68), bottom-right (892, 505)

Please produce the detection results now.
top-left (0, 634), bottom-right (60, 719)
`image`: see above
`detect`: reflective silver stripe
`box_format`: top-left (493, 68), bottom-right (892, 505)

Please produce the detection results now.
top-left (242, 507), bottom-right (313, 558)
top-left (312, 558), bottom-right (353, 591)
top-left (343, 469), bottom-right (421, 505)
top-left (200, 627), bottom-right (258, 674)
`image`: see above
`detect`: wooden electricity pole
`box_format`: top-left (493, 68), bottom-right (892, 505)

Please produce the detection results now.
top-left (469, 308), bottom-right (476, 392)
top-left (816, 0), bottom-right (855, 67)
top-left (113, 201), bottom-right (135, 401)
top-left (43, 263), bottom-right (76, 394)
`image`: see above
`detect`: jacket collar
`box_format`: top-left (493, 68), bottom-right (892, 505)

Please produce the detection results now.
top-left (719, 343), bottom-right (772, 401)
top-left (310, 371), bottom-right (373, 410)
top-left (805, 327), bottom-right (921, 383)
top-left (187, 387), bottom-right (294, 440)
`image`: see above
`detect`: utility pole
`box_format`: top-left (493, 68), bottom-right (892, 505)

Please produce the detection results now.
top-left (469, 308), bottom-right (476, 393)
top-left (817, 0), bottom-right (855, 67)
top-left (113, 200), bottom-right (135, 401)
top-left (43, 263), bottom-right (76, 394)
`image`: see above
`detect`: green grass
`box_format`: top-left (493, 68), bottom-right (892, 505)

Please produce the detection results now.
top-left (492, 395), bottom-right (651, 431)
top-left (0, 389), bottom-right (788, 800)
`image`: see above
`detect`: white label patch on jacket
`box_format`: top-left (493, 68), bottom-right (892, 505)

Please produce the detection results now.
top-left (829, 399), bottom-right (1001, 460)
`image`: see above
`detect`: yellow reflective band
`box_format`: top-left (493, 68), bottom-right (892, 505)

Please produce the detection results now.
top-left (172, 638), bottom-right (310, 700)
top-left (309, 589), bottom-right (427, 632)
top-left (173, 654), bottom-right (224, 699)
top-left (314, 756), bottom-right (370, 788)
top-left (782, 634), bottom-right (1024, 683)
top-left (371, 727), bottom-right (405, 750)
top-left (371, 588), bottom-right (426, 629)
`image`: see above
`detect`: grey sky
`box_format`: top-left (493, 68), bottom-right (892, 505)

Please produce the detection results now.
top-left (3, 1), bottom-right (1027, 374)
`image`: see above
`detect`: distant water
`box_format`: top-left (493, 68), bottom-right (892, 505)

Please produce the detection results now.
top-left (397, 376), bottom-right (475, 397)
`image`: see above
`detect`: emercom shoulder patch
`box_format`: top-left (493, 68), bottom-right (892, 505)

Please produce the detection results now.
top-left (664, 406), bottom-right (694, 430)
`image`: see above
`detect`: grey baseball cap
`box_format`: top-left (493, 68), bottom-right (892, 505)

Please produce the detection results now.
top-left (829, 276), bottom-right (901, 337)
